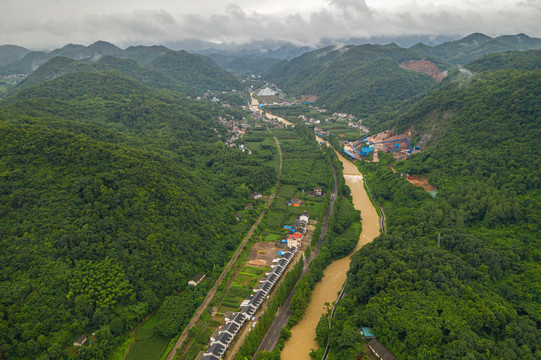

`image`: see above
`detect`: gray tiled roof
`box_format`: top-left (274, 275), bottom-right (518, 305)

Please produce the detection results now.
top-left (207, 342), bottom-right (226, 357)
top-left (215, 331), bottom-right (233, 346)
top-left (221, 321), bottom-right (240, 335)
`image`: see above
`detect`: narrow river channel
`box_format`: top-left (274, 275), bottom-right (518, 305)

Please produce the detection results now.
top-left (250, 93), bottom-right (294, 126)
top-left (281, 137), bottom-right (381, 360)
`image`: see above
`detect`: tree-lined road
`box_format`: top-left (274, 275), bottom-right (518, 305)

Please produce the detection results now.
top-left (165, 128), bottom-right (283, 360)
top-left (253, 155), bottom-right (338, 357)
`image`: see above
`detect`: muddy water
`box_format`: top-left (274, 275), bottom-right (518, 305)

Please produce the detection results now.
top-left (281, 137), bottom-right (381, 360)
top-left (249, 93), bottom-right (294, 126)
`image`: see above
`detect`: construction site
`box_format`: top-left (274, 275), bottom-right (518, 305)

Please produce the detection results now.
top-left (343, 130), bottom-right (421, 162)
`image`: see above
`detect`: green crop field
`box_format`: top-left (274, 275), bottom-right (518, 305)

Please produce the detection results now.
top-left (245, 141), bottom-right (262, 151)
top-left (218, 265), bottom-right (268, 313)
top-left (264, 210), bottom-right (289, 227)
top-left (277, 184), bottom-right (297, 198)
top-left (125, 315), bottom-right (171, 360)
top-left (239, 266), bottom-right (266, 276)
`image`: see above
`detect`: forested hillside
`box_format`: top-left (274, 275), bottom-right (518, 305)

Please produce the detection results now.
top-left (148, 50), bottom-right (241, 92)
top-left (15, 56), bottom-right (187, 93)
top-left (0, 71), bottom-right (275, 359)
top-left (0, 42), bottom-right (241, 95)
top-left (264, 44), bottom-right (438, 117)
top-left (465, 49), bottom-right (541, 73)
top-left (0, 45), bottom-right (31, 67)
top-left (411, 32), bottom-right (541, 65)
top-left (322, 65), bottom-right (540, 359)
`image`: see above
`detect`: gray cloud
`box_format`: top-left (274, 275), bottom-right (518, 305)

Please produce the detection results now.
top-left (1, 0), bottom-right (540, 49)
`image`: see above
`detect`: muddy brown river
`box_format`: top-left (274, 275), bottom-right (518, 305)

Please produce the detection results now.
top-left (281, 137), bottom-right (381, 359)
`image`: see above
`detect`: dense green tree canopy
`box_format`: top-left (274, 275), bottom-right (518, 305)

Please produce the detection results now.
top-left (328, 66), bottom-right (540, 359)
top-left (0, 71), bottom-right (275, 359)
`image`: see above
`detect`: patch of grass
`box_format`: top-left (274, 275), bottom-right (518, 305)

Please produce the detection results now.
top-left (125, 314), bottom-right (171, 360)
top-left (245, 141), bottom-right (262, 151)
top-left (182, 343), bottom-right (205, 360)
top-left (265, 233), bottom-right (282, 242)
top-left (126, 336), bottom-right (170, 360)
top-left (312, 202), bottom-right (324, 219)
top-left (218, 304), bottom-right (239, 313)
top-left (278, 185), bottom-right (297, 198)
top-left (265, 211), bottom-right (289, 227)
top-left (107, 333), bottom-right (133, 360)
top-left (233, 273), bottom-right (257, 287)
top-left (240, 266), bottom-right (267, 276)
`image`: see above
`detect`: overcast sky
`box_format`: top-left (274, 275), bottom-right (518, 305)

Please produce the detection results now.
top-left (1, 0), bottom-right (540, 49)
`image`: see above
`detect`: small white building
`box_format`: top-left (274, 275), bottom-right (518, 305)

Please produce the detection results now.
top-left (287, 238), bottom-right (302, 248)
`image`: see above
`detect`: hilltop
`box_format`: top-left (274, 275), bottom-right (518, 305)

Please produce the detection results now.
top-left (264, 43), bottom-right (440, 117)
top-left (411, 32), bottom-right (541, 65)
top-left (0, 42), bottom-right (241, 94)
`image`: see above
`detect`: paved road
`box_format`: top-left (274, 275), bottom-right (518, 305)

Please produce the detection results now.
top-left (253, 158), bottom-right (338, 357)
top-left (165, 131), bottom-right (283, 360)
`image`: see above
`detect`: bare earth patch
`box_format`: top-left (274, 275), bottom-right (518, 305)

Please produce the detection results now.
top-left (407, 175), bottom-right (437, 192)
top-left (247, 242), bottom-right (282, 267)
top-left (399, 60), bottom-right (448, 82)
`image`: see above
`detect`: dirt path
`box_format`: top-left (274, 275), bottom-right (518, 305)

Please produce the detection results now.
top-left (164, 130), bottom-right (283, 360)
top-left (280, 137), bottom-right (381, 360)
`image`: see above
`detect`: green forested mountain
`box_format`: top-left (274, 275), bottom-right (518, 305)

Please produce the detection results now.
top-left (0, 41), bottom-right (122, 75)
top-left (0, 45), bottom-right (31, 67)
top-left (208, 53), bottom-right (282, 74)
top-left (14, 49), bottom-right (241, 95)
top-left (465, 49), bottom-right (541, 73)
top-left (0, 50), bottom-right (50, 75)
top-left (411, 33), bottom-right (541, 65)
top-left (0, 43), bottom-right (242, 94)
top-left (0, 71), bottom-right (275, 359)
top-left (15, 57), bottom-right (94, 89)
top-left (323, 65), bottom-right (540, 359)
top-left (119, 45), bottom-right (171, 65)
top-left (264, 43), bottom-right (438, 117)
top-left (149, 50), bottom-right (241, 92)
top-left (16, 56), bottom-right (188, 93)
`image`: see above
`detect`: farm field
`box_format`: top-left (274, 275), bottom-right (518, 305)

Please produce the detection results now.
top-left (218, 265), bottom-right (268, 313)
top-left (126, 315), bottom-right (171, 360)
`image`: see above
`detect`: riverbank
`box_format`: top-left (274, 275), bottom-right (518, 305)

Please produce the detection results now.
top-left (281, 138), bottom-right (381, 360)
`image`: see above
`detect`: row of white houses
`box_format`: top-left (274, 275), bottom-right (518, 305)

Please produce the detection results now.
top-left (202, 247), bottom-right (298, 360)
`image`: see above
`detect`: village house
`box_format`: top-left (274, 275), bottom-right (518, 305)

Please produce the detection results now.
top-left (188, 272), bottom-right (206, 286)
top-left (368, 338), bottom-right (398, 360)
top-left (294, 212), bottom-right (310, 234)
top-left (73, 334), bottom-right (87, 347)
top-left (287, 233), bottom-right (303, 248)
